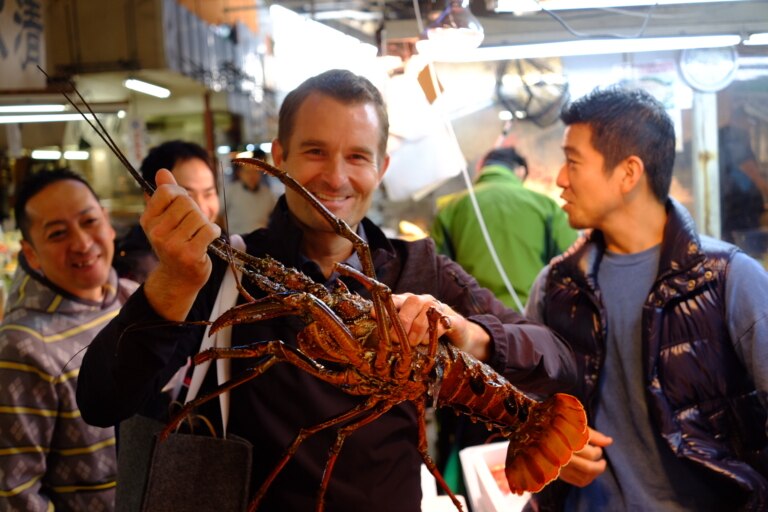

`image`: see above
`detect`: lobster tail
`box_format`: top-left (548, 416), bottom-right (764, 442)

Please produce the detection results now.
top-left (504, 393), bottom-right (587, 494)
top-left (434, 344), bottom-right (587, 495)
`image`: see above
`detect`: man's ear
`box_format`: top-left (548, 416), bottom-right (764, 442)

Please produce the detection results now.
top-left (377, 154), bottom-right (390, 184)
top-left (271, 139), bottom-right (284, 167)
top-left (620, 155), bottom-right (645, 194)
top-left (20, 240), bottom-right (42, 271)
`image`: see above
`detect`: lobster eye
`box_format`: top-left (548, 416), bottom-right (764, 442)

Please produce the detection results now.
top-left (504, 397), bottom-right (518, 417)
top-left (518, 403), bottom-right (529, 422)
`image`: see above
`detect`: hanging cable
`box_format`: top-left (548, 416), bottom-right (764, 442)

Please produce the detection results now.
top-left (412, 0), bottom-right (526, 313)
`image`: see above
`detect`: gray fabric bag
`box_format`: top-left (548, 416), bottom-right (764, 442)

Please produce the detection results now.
top-left (115, 414), bottom-right (253, 512)
top-left (140, 426), bottom-right (252, 512)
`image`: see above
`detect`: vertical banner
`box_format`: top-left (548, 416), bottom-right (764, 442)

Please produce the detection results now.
top-left (0, 0), bottom-right (46, 89)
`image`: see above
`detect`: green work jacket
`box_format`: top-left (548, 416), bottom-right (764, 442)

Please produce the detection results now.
top-left (431, 165), bottom-right (578, 309)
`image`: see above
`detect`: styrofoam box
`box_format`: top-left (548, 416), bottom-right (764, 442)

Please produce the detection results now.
top-left (459, 441), bottom-right (530, 512)
top-left (421, 464), bottom-right (468, 512)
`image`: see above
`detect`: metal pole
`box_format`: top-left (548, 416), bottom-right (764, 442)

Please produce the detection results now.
top-left (691, 91), bottom-right (721, 239)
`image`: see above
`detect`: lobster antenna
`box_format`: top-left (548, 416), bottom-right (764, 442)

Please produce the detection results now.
top-left (215, 161), bottom-right (255, 302)
top-left (36, 65), bottom-right (155, 196)
top-left (219, 160), bottom-right (231, 234)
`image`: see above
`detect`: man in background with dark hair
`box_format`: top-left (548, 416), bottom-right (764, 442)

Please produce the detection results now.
top-left (220, 147), bottom-right (277, 234)
top-left (113, 140), bottom-right (220, 283)
top-left (719, 106), bottom-right (768, 243)
top-left (0, 169), bottom-right (137, 511)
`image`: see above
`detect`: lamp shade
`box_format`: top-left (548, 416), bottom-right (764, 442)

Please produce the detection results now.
top-left (424, 0), bottom-right (484, 53)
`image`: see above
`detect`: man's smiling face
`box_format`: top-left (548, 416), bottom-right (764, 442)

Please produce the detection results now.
top-left (272, 92), bottom-right (389, 233)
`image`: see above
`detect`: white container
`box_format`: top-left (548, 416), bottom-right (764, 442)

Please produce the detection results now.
top-left (459, 441), bottom-right (530, 512)
top-left (421, 464), bottom-right (468, 512)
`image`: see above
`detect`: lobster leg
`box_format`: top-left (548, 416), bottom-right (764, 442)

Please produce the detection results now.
top-left (415, 309), bottom-right (465, 512)
top-left (414, 399), bottom-right (465, 512)
top-left (160, 340), bottom-right (345, 441)
top-left (248, 396), bottom-right (386, 512)
top-left (315, 400), bottom-right (393, 512)
top-left (160, 353), bottom-right (277, 441)
top-left (334, 263), bottom-right (413, 378)
top-left (211, 292), bottom-right (371, 369)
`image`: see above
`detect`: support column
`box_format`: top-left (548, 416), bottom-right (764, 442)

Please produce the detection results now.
top-left (691, 91), bottom-right (721, 239)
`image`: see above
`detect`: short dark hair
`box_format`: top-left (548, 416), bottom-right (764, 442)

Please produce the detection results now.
top-left (482, 147), bottom-right (528, 179)
top-left (14, 168), bottom-right (99, 241)
top-left (560, 86), bottom-right (675, 203)
top-left (277, 69), bottom-right (389, 166)
top-left (140, 140), bottom-right (213, 187)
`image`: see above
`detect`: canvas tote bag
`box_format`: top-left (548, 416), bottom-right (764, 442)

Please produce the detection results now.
top-left (117, 236), bottom-right (253, 512)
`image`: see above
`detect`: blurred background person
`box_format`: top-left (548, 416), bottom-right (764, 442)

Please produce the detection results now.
top-left (431, 146), bottom-right (578, 310)
top-left (113, 140), bottom-right (220, 283)
top-left (0, 169), bottom-right (137, 511)
top-left (219, 147), bottom-right (277, 234)
top-left (719, 106), bottom-right (768, 243)
top-left (430, 146), bottom-right (578, 493)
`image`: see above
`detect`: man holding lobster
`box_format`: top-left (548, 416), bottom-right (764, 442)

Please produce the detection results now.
top-left (77, 69), bottom-right (581, 511)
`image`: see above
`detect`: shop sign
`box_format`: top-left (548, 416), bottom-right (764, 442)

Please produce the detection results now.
top-left (0, 0), bottom-right (46, 89)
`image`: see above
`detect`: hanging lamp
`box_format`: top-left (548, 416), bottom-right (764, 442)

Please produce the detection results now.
top-left (421, 0), bottom-right (484, 54)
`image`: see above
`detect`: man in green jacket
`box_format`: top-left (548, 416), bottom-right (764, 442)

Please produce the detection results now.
top-left (431, 146), bottom-right (578, 310)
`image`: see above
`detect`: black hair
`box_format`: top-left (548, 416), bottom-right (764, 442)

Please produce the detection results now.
top-left (482, 147), bottom-right (528, 179)
top-left (560, 85), bottom-right (675, 203)
top-left (140, 140), bottom-right (213, 187)
top-left (14, 168), bottom-right (99, 241)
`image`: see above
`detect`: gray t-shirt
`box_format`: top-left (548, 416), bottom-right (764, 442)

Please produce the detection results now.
top-left (526, 243), bottom-right (768, 511)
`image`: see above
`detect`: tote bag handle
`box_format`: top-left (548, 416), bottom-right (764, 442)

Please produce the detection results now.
top-left (185, 234), bottom-right (245, 436)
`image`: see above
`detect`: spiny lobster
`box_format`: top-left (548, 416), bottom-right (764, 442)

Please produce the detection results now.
top-left (171, 155), bottom-right (588, 510)
top-left (58, 76), bottom-right (588, 512)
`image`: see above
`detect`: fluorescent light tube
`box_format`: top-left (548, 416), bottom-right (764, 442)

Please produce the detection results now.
top-left (0, 113), bottom-right (95, 124)
top-left (0, 104), bottom-right (66, 113)
top-left (744, 33), bottom-right (768, 46)
top-left (494, 0), bottom-right (751, 11)
top-left (426, 34), bottom-right (741, 62)
top-left (63, 150), bottom-right (89, 160)
top-left (31, 150), bottom-right (62, 160)
top-left (124, 78), bottom-right (171, 98)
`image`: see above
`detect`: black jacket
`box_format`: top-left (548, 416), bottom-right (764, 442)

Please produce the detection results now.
top-left (113, 223), bottom-right (157, 284)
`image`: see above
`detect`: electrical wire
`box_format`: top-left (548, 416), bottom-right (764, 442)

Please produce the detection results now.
top-left (412, 0), bottom-right (526, 313)
top-left (537, 2), bottom-right (658, 39)
top-left (406, 0), bottom-right (671, 312)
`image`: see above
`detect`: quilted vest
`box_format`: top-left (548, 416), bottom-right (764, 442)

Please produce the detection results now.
top-left (532, 199), bottom-right (768, 511)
